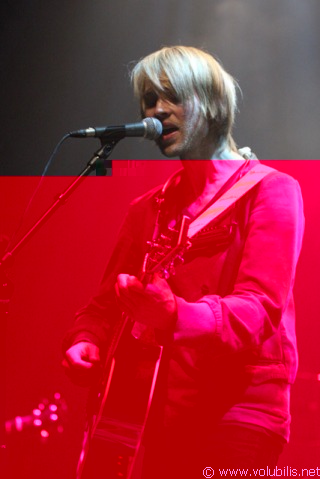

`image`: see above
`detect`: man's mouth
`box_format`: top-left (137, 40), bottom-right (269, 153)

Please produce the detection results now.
top-left (161, 126), bottom-right (179, 140)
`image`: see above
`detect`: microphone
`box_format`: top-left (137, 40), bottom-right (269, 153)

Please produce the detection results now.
top-left (69, 117), bottom-right (162, 141)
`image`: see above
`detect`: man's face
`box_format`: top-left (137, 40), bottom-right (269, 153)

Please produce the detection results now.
top-left (142, 82), bottom-right (210, 159)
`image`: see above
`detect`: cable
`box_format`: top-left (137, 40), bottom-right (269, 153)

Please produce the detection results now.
top-left (4, 133), bottom-right (71, 255)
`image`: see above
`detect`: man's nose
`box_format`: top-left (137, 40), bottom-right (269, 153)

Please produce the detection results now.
top-left (154, 98), bottom-right (170, 117)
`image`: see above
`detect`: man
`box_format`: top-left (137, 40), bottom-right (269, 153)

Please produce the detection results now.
top-left (62, 46), bottom-right (304, 477)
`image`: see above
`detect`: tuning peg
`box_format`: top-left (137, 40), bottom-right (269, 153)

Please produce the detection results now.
top-left (162, 269), bottom-right (170, 280)
top-left (174, 255), bottom-right (185, 266)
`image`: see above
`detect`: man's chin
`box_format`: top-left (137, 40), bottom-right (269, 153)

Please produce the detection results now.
top-left (158, 143), bottom-right (180, 159)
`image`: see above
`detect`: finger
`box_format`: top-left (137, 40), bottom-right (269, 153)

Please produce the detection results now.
top-left (116, 275), bottom-right (135, 301)
top-left (66, 356), bottom-right (95, 370)
top-left (116, 273), bottom-right (130, 289)
top-left (116, 278), bottom-right (144, 308)
top-left (115, 282), bottom-right (136, 318)
top-left (152, 273), bottom-right (171, 289)
top-left (64, 348), bottom-right (99, 370)
top-left (82, 344), bottom-right (100, 363)
top-left (117, 274), bottom-right (144, 294)
top-left (126, 275), bottom-right (144, 292)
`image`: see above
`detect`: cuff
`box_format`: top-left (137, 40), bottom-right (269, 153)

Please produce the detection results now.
top-left (173, 296), bottom-right (217, 346)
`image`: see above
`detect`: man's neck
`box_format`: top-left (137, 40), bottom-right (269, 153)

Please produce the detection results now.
top-left (181, 145), bottom-right (246, 201)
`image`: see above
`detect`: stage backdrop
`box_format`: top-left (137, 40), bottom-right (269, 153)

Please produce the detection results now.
top-left (1, 0), bottom-right (320, 177)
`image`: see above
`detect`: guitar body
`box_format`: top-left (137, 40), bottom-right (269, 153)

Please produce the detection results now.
top-left (77, 333), bottom-right (163, 479)
top-left (76, 214), bottom-right (190, 478)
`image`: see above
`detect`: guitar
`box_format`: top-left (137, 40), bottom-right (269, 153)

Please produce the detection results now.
top-left (76, 162), bottom-right (273, 478)
top-left (76, 215), bottom-right (191, 479)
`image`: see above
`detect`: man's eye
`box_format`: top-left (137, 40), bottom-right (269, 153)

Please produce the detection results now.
top-left (143, 92), bottom-right (158, 108)
top-left (164, 90), bottom-right (179, 104)
top-left (142, 89), bottom-right (180, 109)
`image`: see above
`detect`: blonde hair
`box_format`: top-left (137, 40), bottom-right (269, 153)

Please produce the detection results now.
top-left (131, 46), bottom-right (239, 147)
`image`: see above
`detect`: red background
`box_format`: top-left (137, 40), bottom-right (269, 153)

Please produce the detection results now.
top-left (1, 160), bottom-right (319, 476)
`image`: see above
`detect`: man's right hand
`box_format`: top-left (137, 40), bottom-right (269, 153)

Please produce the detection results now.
top-left (62, 341), bottom-right (101, 387)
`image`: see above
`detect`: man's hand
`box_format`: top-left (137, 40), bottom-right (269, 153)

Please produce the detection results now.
top-left (115, 273), bottom-right (177, 330)
top-left (62, 341), bottom-right (101, 386)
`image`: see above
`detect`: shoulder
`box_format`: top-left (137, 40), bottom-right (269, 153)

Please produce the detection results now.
top-left (246, 165), bottom-right (304, 231)
top-left (257, 166), bottom-right (303, 199)
top-left (130, 184), bottom-right (163, 208)
top-left (243, 160), bottom-right (302, 199)
top-left (129, 167), bottom-right (184, 211)
top-left (120, 184), bottom-right (164, 231)
top-left (125, 185), bottom-right (163, 223)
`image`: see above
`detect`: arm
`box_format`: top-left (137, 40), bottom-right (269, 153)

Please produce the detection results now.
top-left (113, 172), bottom-right (304, 354)
top-left (62, 188), bottom-right (160, 379)
top-left (173, 171), bottom-right (305, 352)
top-left (62, 206), bottom-right (145, 353)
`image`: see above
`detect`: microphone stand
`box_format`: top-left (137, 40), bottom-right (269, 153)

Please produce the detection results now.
top-left (0, 139), bottom-right (117, 471)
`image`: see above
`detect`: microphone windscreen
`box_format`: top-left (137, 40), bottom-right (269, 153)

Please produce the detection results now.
top-left (143, 118), bottom-right (162, 140)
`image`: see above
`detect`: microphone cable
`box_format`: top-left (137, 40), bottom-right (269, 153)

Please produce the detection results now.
top-left (3, 133), bottom-right (71, 255)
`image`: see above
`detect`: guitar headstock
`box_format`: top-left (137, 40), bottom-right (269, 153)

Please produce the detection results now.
top-left (142, 215), bottom-right (191, 280)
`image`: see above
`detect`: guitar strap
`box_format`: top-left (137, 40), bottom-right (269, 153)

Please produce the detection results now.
top-left (131, 162), bottom-right (275, 342)
top-left (187, 162), bottom-right (275, 238)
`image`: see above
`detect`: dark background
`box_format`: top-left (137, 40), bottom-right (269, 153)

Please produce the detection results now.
top-left (1, 1), bottom-right (320, 477)
top-left (1, 0), bottom-right (320, 176)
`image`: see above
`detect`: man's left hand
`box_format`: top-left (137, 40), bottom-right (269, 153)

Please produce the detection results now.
top-left (115, 273), bottom-right (177, 330)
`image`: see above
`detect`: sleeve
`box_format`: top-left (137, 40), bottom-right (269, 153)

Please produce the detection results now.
top-left (173, 172), bottom-right (305, 353)
top-left (62, 201), bottom-right (147, 354)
